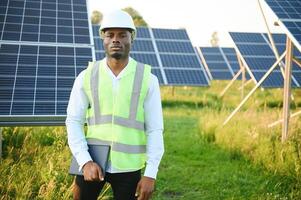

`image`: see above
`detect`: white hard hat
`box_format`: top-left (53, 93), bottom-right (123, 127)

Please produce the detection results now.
top-left (99, 10), bottom-right (136, 39)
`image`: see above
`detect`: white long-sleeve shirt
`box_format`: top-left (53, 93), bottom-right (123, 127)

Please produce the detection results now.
top-left (66, 58), bottom-right (164, 179)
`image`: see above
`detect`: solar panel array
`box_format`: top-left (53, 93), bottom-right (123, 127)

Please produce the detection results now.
top-left (230, 32), bottom-right (301, 88)
top-left (0, 1), bottom-right (210, 125)
top-left (0, 0), bottom-right (94, 125)
top-left (93, 26), bottom-right (210, 86)
top-left (264, 0), bottom-right (301, 52)
top-left (199, 47), bottom-right (242, 80)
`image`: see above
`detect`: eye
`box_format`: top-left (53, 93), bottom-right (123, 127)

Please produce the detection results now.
top-left (105, 33), bottom-right (113, 38)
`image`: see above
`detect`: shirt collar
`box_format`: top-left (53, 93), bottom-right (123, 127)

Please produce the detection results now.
top-left (102, 57), bottom-right (134, 79)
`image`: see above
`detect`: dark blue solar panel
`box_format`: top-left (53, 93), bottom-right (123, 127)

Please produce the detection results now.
top-left (132, 40), bottom-right (154, 52)
top-left (136, 27), bottom-right (151, 38)
top-left (265, 0), bottom-right (301, 52)
top-left (156, 41), bottom-right (194, 53)
top-left (95, 52), bottom-right (106, 60)
top-left (0, 0), bottom-right (91, 45)
top-left (152, 28), bottom-right (190, 40)
top-left (229, 32), bottom-right (266, 43)
top-left (265, 0), bottom-right (301, 19)
top-left (210, 71), bottom-right (234, 80)
top-left (151, 68), bottom-right (164, 85)
top-left (203, 54), bottom-right (225, 62)
top-left (160, 54), bottom-right (200, 68)
top-left (199, 47), bottom-right (242, 80)
top-left (164, 69), bottom-right (208, 86)
top-left (130, 53), bottom-right (159, 67)
top-left (0, 44), bottom-right (92, 117)
top-left (230, 32), bottom-right (301, 87)
top-left (253, 71), bottom-right (286, 88)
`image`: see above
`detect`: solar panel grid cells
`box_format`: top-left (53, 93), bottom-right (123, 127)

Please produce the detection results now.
top-left (199, 47), bottom-right (236, 80)
top-left (283, 21), bottom-right (301, 44)
top-left (0, 44), bottom-right (92, 116)
top-left (132, 40), bottom-right (154, 52)
top-left (150, 68), bottom-right (163, 84)
top-left (230, 32), bottom-right (288, 87)
top-left (165, 69), bottom-right (207, 85)
top-left (136, 27), bottom-right (151, 38)
top-left (156, 41), bottom-right (195, 53)
top-left (266, 0), bottom-right (301, 19)
top-left (152, 28), bottom-right (189, 40)
top-left (1, 0), bottom-right (90, 44)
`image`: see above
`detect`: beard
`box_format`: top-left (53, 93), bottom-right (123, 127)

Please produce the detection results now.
top-left (111, 52), bottom-right (123, 60)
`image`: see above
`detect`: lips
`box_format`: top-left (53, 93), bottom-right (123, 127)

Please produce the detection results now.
top-left (111, 45), bottom-right (122, 50)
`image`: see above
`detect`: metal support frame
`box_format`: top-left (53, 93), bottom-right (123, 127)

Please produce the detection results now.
top-left (219, 51), bottom-right (253, 98)
top-left (240, 55), bottom-right (246, 98)
top-left (238, 79), bottom-right (253, 90)
top-left (197, 47), bottom-right (213, 80)
top-left (219, 69), bottom-right (242, 97)
top-left (268, 110), bottom-right (301, 128)
top-left (282, 37), bottom-right (293, 142)
top-left (223, 52), bottom-right (286, 126)
top-left (258, 0), bottom-right (287, 82)
top-left (293, 57), bottom-right (301, 68)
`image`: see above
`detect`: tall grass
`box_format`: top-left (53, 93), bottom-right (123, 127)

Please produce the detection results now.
top-left (0, 80), bottom-right (300, 199)
top-left (0, 127), bottom-right (74, 199)
top-left (197, 81), bottom-right (301, 199)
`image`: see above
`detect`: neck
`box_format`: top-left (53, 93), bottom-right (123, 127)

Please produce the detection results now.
top-left (106, 57), bottom-right (129, 76)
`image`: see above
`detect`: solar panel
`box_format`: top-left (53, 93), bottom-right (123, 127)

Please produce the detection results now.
top-left (230, 32), bottom-right (301, 88)
top-left (93, 25), bottom-right (209, 86)
top-left (199, 47), bottom-right (244, 80)
top-left (0, 0), bottom-right (94, 125)
top-left (0, 0), bottom-right (91, 44)
top-left (264, 0), bottom-right (301, 52)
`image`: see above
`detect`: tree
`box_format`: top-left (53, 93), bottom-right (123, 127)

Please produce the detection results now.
top-left (210, 31), bottom-right (219, 47)
top-left (91, 10), bottom-right (103, 25)
top-left (122, 7), bottom-right (148, 27)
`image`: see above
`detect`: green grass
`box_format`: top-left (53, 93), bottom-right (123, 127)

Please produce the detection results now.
top-left (0, 81), bottom-right (301, 199)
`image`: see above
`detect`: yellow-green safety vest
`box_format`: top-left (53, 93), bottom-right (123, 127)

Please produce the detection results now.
top-left (83, 58), bottom-right (151, 170)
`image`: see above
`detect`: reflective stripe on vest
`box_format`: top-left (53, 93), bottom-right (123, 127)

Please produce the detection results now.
top-left (87, 138), bottom-right (146, 154)
top-left (87, 61), bottom-right (145, 130)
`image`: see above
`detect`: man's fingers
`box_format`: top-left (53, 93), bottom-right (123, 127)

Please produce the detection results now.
top-left (137, 191), bottom-right (145, 200)
top-left (135, 182), bottom-right (141, 198)
top-left (97, 167), bottom-right (104, 181)
top-left (83, 161), bottom-right (104, 181)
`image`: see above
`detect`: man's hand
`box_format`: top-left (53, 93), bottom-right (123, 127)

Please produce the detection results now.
top-left (135, 176), bottom-right (155, 200)
top-left (82, 161), bottom-right (104, 182)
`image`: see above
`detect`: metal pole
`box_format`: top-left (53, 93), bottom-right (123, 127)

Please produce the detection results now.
top-left (293, 57), bottom-right (301, 68)
top-left (238, 79), bottom-right (253, 90)
top-left (223, 51), bottom-right (286, 126)
top-left (258, 0), bottom-right (286, 79)
top-left (239, 58), bottom-right (246, 98)
top-left (197, 47), bottom-right (213, 80)
top-left (219, 69), bottom-right (242, 98)
top-left (282, 37), bottom-right (293, 142)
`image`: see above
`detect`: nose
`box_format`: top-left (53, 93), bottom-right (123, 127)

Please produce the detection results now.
top-left (112, 35), bottom-right (120, 43)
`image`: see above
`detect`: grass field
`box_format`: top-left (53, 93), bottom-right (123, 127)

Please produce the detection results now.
top-left (0, 81), bottom-right (300, 199)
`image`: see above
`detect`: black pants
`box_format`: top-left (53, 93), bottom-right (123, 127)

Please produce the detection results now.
top-left (75, 170), bottom-right (141, 200)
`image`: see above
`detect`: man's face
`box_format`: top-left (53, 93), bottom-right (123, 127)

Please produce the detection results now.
top-left (103, 28), bottom-right (132, 60)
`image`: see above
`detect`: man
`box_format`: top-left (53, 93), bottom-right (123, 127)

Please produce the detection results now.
top-left (66, 10), bottom-right (164, 200)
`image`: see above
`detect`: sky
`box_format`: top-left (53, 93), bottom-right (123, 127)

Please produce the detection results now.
top-left (87, 0), bottom-right (284, 47)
